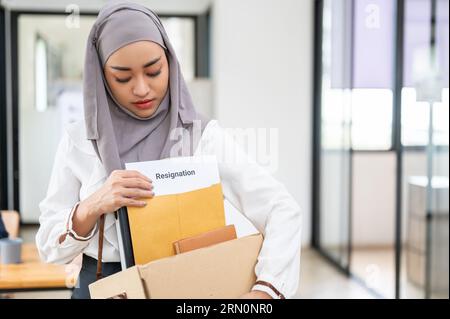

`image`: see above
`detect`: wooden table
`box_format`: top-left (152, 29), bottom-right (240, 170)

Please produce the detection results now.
top-left (0, 243), bottom-right (79, 293)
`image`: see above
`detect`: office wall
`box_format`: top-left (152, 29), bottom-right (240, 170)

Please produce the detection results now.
top-left (211, 0), bottom-right (314, 247)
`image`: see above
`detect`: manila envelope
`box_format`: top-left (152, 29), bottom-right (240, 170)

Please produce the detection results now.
top-left (127, 183), bottom-right (226, 265)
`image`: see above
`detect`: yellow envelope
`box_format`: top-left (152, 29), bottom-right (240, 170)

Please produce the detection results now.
top-left (127, 183), bottom-right (226, 265)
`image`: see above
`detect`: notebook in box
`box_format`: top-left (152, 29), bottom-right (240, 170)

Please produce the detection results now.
top-left (173, 224), bottom-right (237, 254)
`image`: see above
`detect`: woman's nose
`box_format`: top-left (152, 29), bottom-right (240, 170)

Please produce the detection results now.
top-left (132, 77), bottom-right (150, 98)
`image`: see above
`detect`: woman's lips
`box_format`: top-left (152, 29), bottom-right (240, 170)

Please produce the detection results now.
top-left (132, 99), bottom-right (156, 110)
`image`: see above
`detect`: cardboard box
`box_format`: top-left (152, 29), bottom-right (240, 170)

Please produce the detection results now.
top-left (89, 233), bottom-right (263, 299)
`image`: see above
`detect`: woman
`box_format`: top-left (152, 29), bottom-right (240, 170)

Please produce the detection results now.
top-left (36, 1), bottom-right (302, 299)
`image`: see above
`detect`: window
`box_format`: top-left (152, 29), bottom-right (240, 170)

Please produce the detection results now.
top-left (320, 0), bottom-right (449, 150)
top-left (350, 0), bottom-right (396, 150)
top-left (320, 0), bottom-right (396, 151)
top-left (401, 0), bottom-right (449, 147)
top-left (351, 89), bottom-right (393, 150)
top-left (160, 17), bottom-right (196, 81)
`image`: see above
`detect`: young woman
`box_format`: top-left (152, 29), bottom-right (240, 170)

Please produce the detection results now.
top-left (36, 1), bottom-right (302, 299)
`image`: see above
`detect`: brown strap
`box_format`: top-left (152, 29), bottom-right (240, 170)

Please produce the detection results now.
top-left (107, 292), bottom-right (128, 299)
top-left (96, 214), bottom-right (105, 281)
top-left (255, 280), bottom-right (286, 299)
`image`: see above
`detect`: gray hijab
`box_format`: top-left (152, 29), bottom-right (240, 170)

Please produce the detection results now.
top-left (83, 1), bottom-right (209, 175)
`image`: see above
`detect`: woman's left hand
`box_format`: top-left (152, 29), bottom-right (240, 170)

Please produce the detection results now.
top-left (239, 291), bottom-right (272, 299)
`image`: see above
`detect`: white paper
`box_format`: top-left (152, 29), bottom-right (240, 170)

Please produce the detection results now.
top-left (125, 155), bottom-right (220, 196)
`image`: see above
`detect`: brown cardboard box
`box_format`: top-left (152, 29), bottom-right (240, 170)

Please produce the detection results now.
top-left (89, 233), bottom-right (262, 299)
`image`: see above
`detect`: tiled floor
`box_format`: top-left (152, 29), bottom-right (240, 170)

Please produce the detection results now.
top-left (351, 247), bottom-right (449, 299)
top-left (351, 247), bottom-right (396, 299)
top-left (4, 226), bottom-right (376, 299)
top-left (296, 249), bottom-right (374, 299)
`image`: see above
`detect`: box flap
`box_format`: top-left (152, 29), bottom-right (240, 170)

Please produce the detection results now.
top-left (89, 265), bottom-right (146, 299)
top-left (138, 233), bottom-right (263, 299)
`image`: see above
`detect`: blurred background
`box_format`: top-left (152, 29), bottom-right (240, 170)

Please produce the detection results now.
top-left (0, 0), bottom-right (448, 299)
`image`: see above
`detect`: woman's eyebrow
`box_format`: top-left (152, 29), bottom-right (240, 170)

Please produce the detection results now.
top-left (110, 56), bottom-right (161, 71)
top-left (142, 56), bottom-right (161, 68)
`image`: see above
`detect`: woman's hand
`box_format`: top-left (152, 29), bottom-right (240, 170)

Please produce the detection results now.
top-left (239, 291), bottom-right (273, 299)
top-left (67, 170), bottom-right (153, 239)
top-left (82, 169), bottom-right (154, 218)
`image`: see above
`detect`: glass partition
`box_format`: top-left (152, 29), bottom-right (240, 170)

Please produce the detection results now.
top-left (400, 0), bottom-right (449, 299)
top-left (317, 0), bottom-right (352, 269)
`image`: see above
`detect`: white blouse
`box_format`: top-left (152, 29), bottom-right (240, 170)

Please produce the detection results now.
top-left (36, 119), bottom-right (302, 298)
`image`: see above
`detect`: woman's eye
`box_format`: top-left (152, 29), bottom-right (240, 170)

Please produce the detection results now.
top-left (114, 69), bottom-right (161, 83)
top-left (115, 77), bottom-right (131, 83)
top-left (146, 70), bottom-right (162, 78)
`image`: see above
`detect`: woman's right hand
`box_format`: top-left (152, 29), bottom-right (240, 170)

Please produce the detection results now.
top-left (82, 169), bottom-right (154, 218)
top-left (64, 170), bottom-right (153, 241)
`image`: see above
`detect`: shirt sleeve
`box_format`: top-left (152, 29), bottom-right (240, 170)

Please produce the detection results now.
top-left (65, 202), bottom-right (98, 241)
top-left (35, 130), bottom-right (97, 265)
top-left (204, 121), bottom-right (302, 299)
top-left (252, 283), bottom-right (283, 299)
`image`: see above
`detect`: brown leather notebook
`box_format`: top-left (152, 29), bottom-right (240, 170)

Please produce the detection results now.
top-left (173, 225), bottom-right (237, 254)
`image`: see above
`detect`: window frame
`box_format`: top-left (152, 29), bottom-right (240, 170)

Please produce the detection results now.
top-left (0, 7), bottom-right (7, 210)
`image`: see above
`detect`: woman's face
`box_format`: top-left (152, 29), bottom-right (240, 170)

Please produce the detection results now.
top-left (104, 40), bottom-right (169, 118)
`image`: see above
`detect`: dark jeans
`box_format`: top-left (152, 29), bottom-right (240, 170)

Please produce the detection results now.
top-left (71, 254), bottom-right (122, 299)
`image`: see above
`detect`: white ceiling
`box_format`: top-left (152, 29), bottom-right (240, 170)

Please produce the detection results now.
top-left (1, 0), bottom-right (212, 15)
